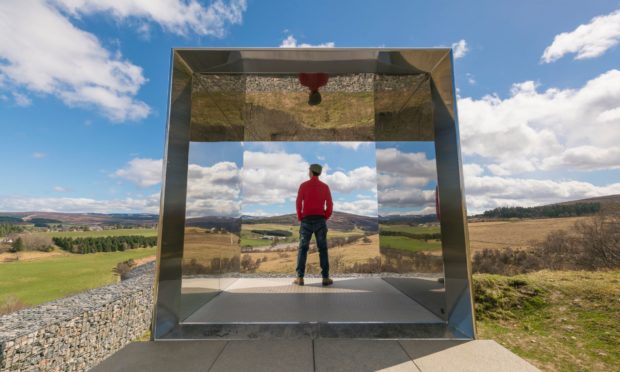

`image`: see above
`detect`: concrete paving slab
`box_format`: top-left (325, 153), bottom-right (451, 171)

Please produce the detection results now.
top-left (183, 278), bottom-right (442, 323)
top-left (314, 339), bottom-right (420, 371)
top-left (209, 339), bottom-right (314, 372)
top-left (90, 340), bottom-right (226, 372)
top-left (399, 340), bottom-right (540, 372)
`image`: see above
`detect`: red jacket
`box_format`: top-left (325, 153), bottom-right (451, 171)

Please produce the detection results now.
top-left (296, 176), bottom-right (333, 221)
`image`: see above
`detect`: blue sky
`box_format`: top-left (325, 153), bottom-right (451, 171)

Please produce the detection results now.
top-left (1, 0), bottom-right (619, 215)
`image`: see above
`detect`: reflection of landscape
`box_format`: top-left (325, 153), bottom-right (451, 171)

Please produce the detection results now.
top-left (179, 211), bottom-right (447, 275)
top-left (189, 73), bottom-right (435, 142)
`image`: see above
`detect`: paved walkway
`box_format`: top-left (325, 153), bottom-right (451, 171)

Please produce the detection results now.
top-left (183, 277), bottom-right (442, 323)
top-left (91, 339), bottom-right (540, 371)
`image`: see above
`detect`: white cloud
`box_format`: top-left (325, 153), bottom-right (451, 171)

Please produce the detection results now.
top-left (466, 73), bottom-right (476, 85)
top-left (463, 173), bottom-right (620, 214)
top-left (12, 92), bottom-right (32, 107)
top-left (241, 150), bottom-right (376, 210)
top-left (0, 0), bottom-right (247, 121)
top-left (53, 186), bottom-right (68, 192)
top-left (114, 158), bottom-right (162, 187)
top-left (52, 0), bottom-right (247, 37)
top-left (458, 69), bottom-right (620, 174)
top-left (452, 39), bottom-right (469, 59)
top-left (279, 35), bottom-right (335, 48)
top-left (319, 142), bottom-right (372, 150)
top-left (186, 161), bottom-right (241, 217)
top-left (541, 9), bottom-right (620, 63)
top-left (0, 0), bottom-right (150, 121)
top-left (334, 199), bottom-right (378, 217)
top-left (376, 148), bottom-right (437, 211)
top-left (32, 152), bottom-right (47, 159)
top-left (0, 194), bottom-right (161, 213)
top-left (323, 166), bottom-right (377, 194)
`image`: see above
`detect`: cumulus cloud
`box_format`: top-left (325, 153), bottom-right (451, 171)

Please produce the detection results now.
top-left (186, 161), bottom-right (241, 217)
top-left (319, 142), bottom-right (372, 150)
top-left (0, 194), bottom-right (161, 213)
top-left (451, 39), bottom-right (469, 59)
top-left (241, 150), bottom-right (377, 215)
top-left (333, 199), bottom-right (378, 217)
top-left (542, 9), bottom-right (620, 63)
top-left (12, 92), bottom-right (32, 107)
top-left (53, 186), bottom-right (68, 192)
top-left (52, 0), bottom-right (247, 37)
top-left (0, 0), bottom-right (247, 121)
top-left (458, 69), bottom-right (620, 174)
top-left (376, 148), bottom-right (437, 212)
top-left (114, 158), bottom-right (163, 187)
top-left (463, 173), bottom-right (620, 214)
top-left (279, 35), bottom-right (335, 48)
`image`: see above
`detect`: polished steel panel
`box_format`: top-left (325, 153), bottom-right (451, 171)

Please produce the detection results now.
top-left (152, 52), bottom-right (193, 339)
top-left (431, 51), bottom-right (476, 338)
top-left (154, 48), bottom-right (475, 340)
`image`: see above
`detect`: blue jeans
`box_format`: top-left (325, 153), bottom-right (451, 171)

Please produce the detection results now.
top-left (295, 216), bottom-right (329, 278)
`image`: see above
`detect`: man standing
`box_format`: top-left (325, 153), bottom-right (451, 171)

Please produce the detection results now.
top-left (294, 163), bottom-right (334, 286)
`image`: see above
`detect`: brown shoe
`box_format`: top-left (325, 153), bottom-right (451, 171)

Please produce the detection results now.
top-left (322, 277), bottom-right (333, 286)
top-left (293, 277), bottom-right (304, 286)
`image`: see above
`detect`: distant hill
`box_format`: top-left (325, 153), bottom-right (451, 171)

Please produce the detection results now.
top-left (244, 211), bottom-right (379, 232)
top-left (378, 214), bottom-right (438, 225)
top-left (554, 195), bottom-right (620, 214)
top-left (186, 216), bottom-right (242, 233)
top-left (0, 212), bottom-right (158, 226)
top-left (476, 194), bottom-right (620, 219)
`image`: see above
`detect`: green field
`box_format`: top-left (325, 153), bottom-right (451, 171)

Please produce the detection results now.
top-left (379, 224), bottom-right (440, 234)
top-left (0, 247), bottom-right (156, 306)
top-left (46, 228), bottom-right (157, 238)
top-left (240, 223), bottom-right (367, 247)
top-left (475, 270), bottom-right (620, 371)
top-left (379, 235), bottom-right (441, 252)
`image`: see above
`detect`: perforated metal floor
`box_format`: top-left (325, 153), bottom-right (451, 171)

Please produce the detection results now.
top-left (182, 278), bottom-right (442, 324)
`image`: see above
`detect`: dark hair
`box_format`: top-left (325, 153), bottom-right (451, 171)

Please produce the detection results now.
top-left (308, 91), bottom-right (322, 106)
top-left (311, 170), bottom-right (320, 176)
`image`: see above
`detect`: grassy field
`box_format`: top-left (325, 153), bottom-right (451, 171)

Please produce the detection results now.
top-left (0, 247), bottom-right (156, 306)
top-left (183, 227), bottom-right (239, 273)
top-left (240, 223), bottom-right (367, 248)
top-left (379, 235), bottom-right (441, 252)
top-left (379, 224), bottom-right (440, 234)
top-left (468, 217), bottom-right (590, 252)
top-left (251, 234), bottom-right (381, 273)
top-left (475, 270), bottom-right (620, 371)
top-left (45, 228), bottom-right (157, 238)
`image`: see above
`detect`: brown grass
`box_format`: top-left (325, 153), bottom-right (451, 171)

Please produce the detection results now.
top-left (182, 227), bottom-right (239, 267)
top-left (467, 217), bottom-right (592, 252)
top-left (251, 234), bottom-right (380, 273)
top-left (0, 248), bottom-right (70, 263)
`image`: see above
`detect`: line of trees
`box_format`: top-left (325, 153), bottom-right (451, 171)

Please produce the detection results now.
top-left (0, 224), bottom-right (23, 237)
top-left (52, 235), bottom-right (157, 254)
top-left (379, 230), bottom-right (441, 241)
top-left (481, 202), bottom-right (601, 219)
top-left (473, 213), bottom-right (619, 275)
top-left (250, 229), bottom-right (292, 237)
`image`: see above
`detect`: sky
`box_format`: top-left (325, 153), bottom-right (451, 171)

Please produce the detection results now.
top-left (1, 0), bottom-right (619, 216)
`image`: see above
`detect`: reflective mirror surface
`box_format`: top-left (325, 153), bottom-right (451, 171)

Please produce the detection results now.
top-left (153, 49), bottom-right (475, 340)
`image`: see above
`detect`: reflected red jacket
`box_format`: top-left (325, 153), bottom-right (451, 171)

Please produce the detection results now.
top-left (296, 176), bottom-right (333, 221)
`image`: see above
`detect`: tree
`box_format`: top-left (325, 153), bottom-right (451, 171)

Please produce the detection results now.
top-left (11, 237), bottom-right (24, 252)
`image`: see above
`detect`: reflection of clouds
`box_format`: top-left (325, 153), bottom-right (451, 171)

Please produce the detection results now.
top-left (240, 151), bottom-right (378, 216)
top-left (376, 147), bottom-right (437, 213)
top-left (186, 162), bottom-right (241, 217)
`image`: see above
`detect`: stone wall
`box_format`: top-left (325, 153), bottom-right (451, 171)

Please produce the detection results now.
top-left (0, 262), bottom-right (155, 371)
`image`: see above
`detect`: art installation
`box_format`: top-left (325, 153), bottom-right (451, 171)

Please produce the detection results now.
top-left (153, 49), bottom-right (475, 340)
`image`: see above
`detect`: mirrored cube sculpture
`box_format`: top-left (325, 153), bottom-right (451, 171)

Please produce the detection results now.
top-left (153, 49), bottom-right (475, 340)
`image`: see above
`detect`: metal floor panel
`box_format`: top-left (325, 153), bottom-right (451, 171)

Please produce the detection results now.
top-left (182, 278), bottom-right (443, 324)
